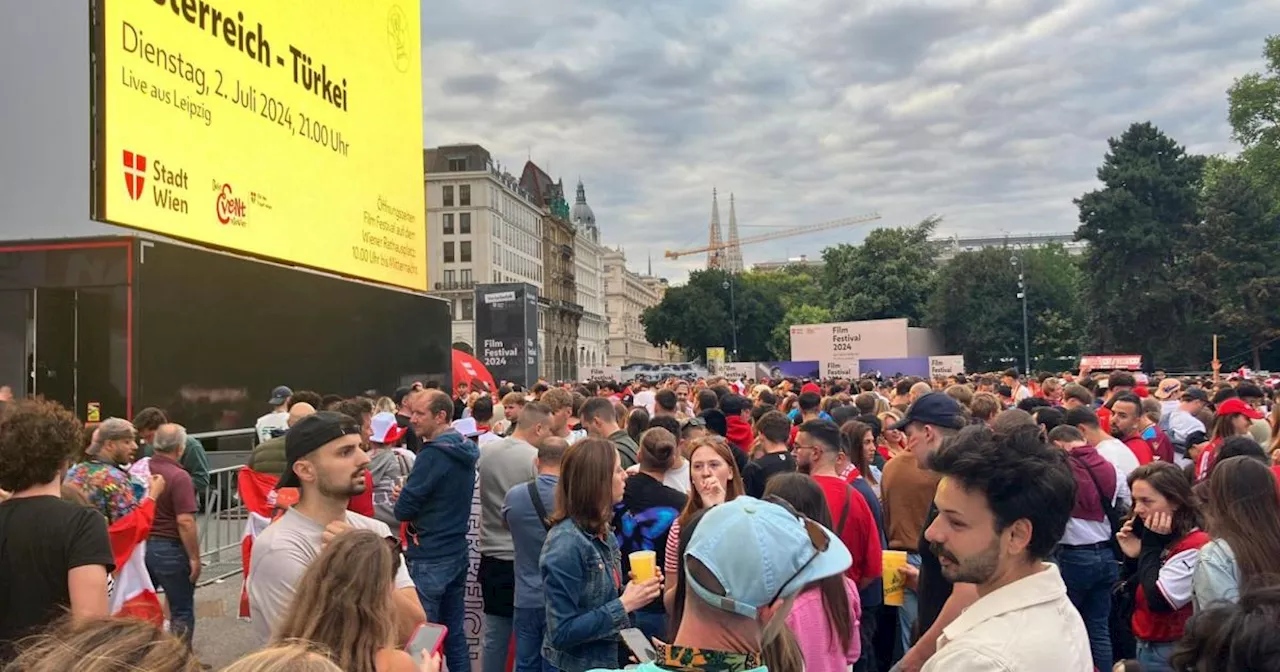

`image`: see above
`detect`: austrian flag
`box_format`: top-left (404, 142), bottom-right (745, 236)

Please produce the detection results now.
top-left (107, 498), bottom-right (164, 625)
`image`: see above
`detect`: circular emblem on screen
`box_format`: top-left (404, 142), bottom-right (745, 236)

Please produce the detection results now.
top-left (387, 5), bottom-right (410, 73)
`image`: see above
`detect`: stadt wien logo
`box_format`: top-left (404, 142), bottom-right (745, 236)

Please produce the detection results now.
top-left (123, 150), bottom-right (146, 200)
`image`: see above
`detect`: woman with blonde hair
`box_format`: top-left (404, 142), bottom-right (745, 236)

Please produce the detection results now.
top-left (877, 410), bottom-right (907, 459)
top-left (374, 396), bottom-right (398, 415)
top-left (273, 529), bottom-right (427, 672)
top-left (221, 643), bottom-right (344, 672)
top-left (1, 616), bottom-right (200, 672)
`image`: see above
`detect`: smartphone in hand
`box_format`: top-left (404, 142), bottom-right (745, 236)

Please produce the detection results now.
top-left (406, 623), bottom-right (448, 664)
top-left (620, 627), bottom-right (656, 663)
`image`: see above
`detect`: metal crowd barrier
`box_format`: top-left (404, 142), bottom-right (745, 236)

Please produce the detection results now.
top-left (196, 464), bottom-right (249, 587)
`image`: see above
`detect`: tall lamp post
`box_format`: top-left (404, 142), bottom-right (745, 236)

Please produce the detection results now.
top-left (722, 279), bottom-right (739, 362)
top-left (1010, 254), bottom-right (1030, 374)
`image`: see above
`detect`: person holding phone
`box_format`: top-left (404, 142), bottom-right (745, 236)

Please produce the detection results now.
top-left (540, 438), bottom-right (662, 672)
top-left (1116, 462), bottom-right (1209, 672)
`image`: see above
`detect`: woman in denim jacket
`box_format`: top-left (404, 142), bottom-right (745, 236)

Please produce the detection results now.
top-left (1192, 455), bottom-right (1280, 610)
top-left (540, 438), bottom-right (662, 672)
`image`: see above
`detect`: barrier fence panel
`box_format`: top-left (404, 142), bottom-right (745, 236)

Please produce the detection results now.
top-left (198, 464), bottom-right (248, 586)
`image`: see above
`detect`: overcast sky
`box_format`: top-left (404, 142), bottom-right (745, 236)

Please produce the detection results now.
top-left (419, 0), bottom-right (1278, 283)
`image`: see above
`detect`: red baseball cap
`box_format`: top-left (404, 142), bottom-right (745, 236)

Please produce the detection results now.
top-left (1215, 398), bottom-right (1265, 420)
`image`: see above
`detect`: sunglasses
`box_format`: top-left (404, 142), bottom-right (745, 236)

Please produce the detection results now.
top-left (762, 495), bottom-right (830, 606)
top-left (385, 536), bottom-right (405, 574)
top-left (681, 417), bottom-right (707, 429)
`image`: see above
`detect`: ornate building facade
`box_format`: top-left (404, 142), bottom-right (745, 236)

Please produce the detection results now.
top-left (603, 247), bottom-right (672, 366)
top-left (521, 161), bottom-right (582, 382)
top-left (571, 181), bottom-right (607, 373)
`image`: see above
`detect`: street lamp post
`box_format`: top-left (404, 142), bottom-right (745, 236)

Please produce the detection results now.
top-left (723, 278), bottom-right (739, 362)
top-left (1011, 254), bottom-right (1030, 374)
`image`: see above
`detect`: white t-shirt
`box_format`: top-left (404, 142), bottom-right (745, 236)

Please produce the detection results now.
top-left (255, 411), bottom-right (289, 444)
top-left (633, 391), bottom-right (657, 415)
top-left (1095, 437), bottom-right (1140, 477)
top-left (247, 508), bottom-right (414, 644)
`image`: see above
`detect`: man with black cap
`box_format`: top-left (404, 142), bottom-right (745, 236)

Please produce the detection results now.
top-left (246, 411), bottom-right (424, 646)
top-left (1161, 387), bottom-right (1209, 465)
top-left (890, 393), bottom-right (975, 672)
top-left (255, 385), bottom-right (293, 444)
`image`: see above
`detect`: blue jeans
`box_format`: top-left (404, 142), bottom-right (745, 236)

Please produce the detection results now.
top-left (897, 552), bottom-right (922, 656)
top-left (1136, 639), bottom-right (1175, 672)
top-left (513, 607), bottom-right (555, 672)
top-left (1058, 544), bottom-right (1117, 672)
top-left (409, 556), bottom-right (471, 672)
top-left (483, 614), bottom-right (513, 672)
top-left (145, 537), bottom-right (195, 646)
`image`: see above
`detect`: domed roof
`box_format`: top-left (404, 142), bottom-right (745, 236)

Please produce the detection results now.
top-left (571, 180), bottom-right (596, 228)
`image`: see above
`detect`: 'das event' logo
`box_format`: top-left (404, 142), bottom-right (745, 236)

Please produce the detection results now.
top-left (123, 150), bottom-right (146, 200)
top-left (215, 183), bottom-right (247, 226)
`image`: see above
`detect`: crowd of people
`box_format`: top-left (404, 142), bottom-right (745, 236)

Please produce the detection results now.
top-left (2, 367), bottom-right (1280, 672)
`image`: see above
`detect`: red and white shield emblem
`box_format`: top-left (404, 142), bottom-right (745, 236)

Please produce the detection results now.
top-left (123, 150), bottom-right (147, 200)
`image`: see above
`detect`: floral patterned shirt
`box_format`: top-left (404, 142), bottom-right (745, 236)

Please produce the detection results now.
top-left (64, 459), bottom-right (141, 523)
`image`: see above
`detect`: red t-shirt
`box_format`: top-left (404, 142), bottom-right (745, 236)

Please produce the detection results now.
top-left (1270, 466), bottom-right (1280, 502)
top-left (1122, 435), bottom-right (1154, 466)
top-left (812, 474), bottom-right (882, 587)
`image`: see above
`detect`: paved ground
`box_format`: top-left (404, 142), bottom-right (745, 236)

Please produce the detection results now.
top-left (191, 574), bottom-right (259, 669)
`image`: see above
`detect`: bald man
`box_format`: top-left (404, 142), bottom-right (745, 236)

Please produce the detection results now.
top-left (248, 402), bottom-right (316, 476)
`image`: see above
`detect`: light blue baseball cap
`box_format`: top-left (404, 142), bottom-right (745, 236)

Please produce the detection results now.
top-left (684, 496), bottom-right (852, 619)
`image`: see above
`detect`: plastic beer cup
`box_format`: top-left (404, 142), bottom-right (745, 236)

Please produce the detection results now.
top-left (630, 550), bottom-right (657, 582)
top-left (883, 550), bottom-right (908, 606)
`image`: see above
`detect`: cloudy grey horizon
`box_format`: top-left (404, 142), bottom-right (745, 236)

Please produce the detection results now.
top-left (420, 0), bottom-right (1278, 283)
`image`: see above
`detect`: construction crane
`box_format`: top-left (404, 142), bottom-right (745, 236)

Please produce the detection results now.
top-left (664, 212), bottom-right (882, 261)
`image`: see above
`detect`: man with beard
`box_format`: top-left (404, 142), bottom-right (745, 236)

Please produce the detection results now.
top-left (246, 411), bottom-right (425, 646)
top-left (919, 424), bottom-right (1089, 671)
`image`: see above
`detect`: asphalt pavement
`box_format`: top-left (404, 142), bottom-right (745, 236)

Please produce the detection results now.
top-left (190, 575), bottom-right (259, 669)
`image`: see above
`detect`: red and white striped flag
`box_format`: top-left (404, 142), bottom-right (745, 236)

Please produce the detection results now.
top-left (237, 468), bottom-right (292, 619)
top-left (107, 498), bottom-right (164, 625)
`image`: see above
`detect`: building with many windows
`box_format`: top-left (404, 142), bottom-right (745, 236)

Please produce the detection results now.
top-left (603, 247), bottom-right (672, 366)
top-left (931, 233), bottom-right (1085, 262)
top-left (423, 144), bottom-right (546, 354)
top-left (521, 161), bottom-right (582, 383)
top-left (571, 180), bottom-right (607, 373)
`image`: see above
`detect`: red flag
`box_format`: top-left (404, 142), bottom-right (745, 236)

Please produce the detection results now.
top-left (108, 498), bottom-right (164, 625)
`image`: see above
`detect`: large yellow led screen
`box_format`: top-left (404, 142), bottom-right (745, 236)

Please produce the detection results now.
top-left (96, 0), bottom-right (426, 290)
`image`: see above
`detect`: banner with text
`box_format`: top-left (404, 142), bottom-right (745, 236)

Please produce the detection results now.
top-left (584, 366), bottom-right (621, 381)
top-left (928, 355), bottom-right (966, 377)
top-left (474, 283), bottom-right (539, 388)
top-left (859, 357), bottom-right (931, 379)
top-left (95, 1), bottom-right (426, 290)
top-left (790, 319), bottom-right (912, 363)
top-left (821, 360), bottom-right (861, 380)
top-left (706, 347), bottom-right (726, 375)
top-left (1080, 354), bottom-right (1143, 371)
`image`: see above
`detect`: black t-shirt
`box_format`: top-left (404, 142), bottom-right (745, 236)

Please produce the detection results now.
top-left (742, 452), bottom-right (797, 498)
top-left (0, 496), bottom-right (115, 662)
top-left (915, 503), bottom-right (953, 640)
top-left (613, 473), bottom-right (687, 613)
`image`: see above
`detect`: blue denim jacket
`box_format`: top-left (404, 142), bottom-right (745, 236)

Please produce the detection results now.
top-left (540, 518), bottom-right (629, 672)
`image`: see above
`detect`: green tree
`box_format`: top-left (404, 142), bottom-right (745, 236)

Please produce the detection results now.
top-left (925, 245), bottom-right (1083, 371)
top-left (767, 304), bottom-right (833, 360)
top-left (641, 269), bottom-right (785, 362)
top-left (821, 217), bottom-right (939, 325)
top-left (1228, 35), bottom-right (1280, 206)
top-left (1074, 122), bottom-right (1207, 368)
top-left (1185, 159), bottom-right (1280, 369)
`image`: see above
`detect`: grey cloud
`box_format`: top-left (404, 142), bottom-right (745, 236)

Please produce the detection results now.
top-left (421, 0), bottom-right (1276, 282)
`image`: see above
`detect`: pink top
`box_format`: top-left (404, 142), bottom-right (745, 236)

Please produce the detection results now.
top-left (784, 580), bottom-right (861, 672)
top-left (664, 519), bottom-right (682, 578)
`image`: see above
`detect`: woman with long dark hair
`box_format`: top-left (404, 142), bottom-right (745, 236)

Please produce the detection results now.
top-left (840, 421), bottom-right (881, 495)
top-left (540, 438), bottom-right (661, 672)
top-left (764, 474), bottom-right (861, 672)
top-left (1115, 462), bottom-right (1210, 672)
top-left (1193, 456), bottom-right (1280, 609)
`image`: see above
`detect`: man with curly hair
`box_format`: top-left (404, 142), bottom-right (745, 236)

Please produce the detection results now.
top-left (0, 399), bottom-right (116, 663)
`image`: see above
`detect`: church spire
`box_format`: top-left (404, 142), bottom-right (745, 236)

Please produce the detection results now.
top-left (725, 193), bottom-right (744, 273)
top-left (708, 188), bottom-right (724, 269)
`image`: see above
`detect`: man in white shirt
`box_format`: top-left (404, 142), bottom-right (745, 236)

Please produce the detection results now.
top-left (254, 385), bottom-right (292, 444)
top-left (1065, 406), bottom-right (1140, 476)
top-left (247, 412), bottom-right (424, 645)
top-left (1160, 388), bottom-right (1209, 466)
top-left (918, 424), bottom-right (1091, 672)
